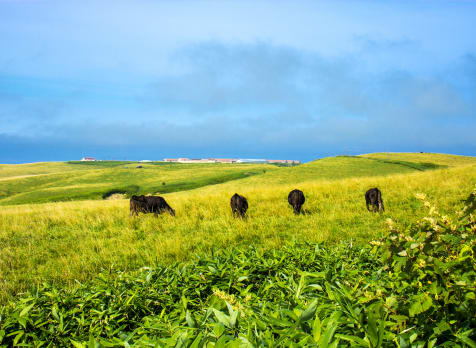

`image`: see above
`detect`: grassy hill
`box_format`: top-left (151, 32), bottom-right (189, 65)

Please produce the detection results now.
top-left (0, 152), bottom-right (475, 346)
top-left (360, 152), bottom-right (476, 167)
top-left (0, 161), bottom-right (277, 205)
top-left (2, 153), bottom-right (468, 206)
top-left (0, 153), bottom-right (475, 305)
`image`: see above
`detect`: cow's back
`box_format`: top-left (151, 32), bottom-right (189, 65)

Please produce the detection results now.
top-left (288, 189), bottom-right (305, 205)
top-left (230, 193), bottom-right (248, 217)
top-left (365, 188), bottom-right (379, 203)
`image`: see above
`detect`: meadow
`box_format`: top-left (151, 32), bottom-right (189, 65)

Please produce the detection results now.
top-left (0, 153), bottom-right (475, 303)
top-left (0, 153), bottom-right (475, 346)
top-left (0, 161), bottom-right (276, 205)
top-left (0, 181), bottom-right (474, 346)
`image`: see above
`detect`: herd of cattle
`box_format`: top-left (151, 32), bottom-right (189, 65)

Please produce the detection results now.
top-left (129, 187), bottom-right (384, 217)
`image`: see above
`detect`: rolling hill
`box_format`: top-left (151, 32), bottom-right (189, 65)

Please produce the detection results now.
top-left (0, 153), bottom-right (474, 304)
top-left (1, 152), bottom-right (475, 346)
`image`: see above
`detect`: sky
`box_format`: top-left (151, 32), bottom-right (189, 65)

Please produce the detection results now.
top-left (0, 0), bottom-right (475, 163)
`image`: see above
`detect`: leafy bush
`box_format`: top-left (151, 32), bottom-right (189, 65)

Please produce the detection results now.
top-left (370, 188), bottom-right (476, 347)
top-left (1, 189), bottom-right (474, 347)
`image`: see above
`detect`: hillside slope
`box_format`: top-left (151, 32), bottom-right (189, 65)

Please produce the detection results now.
top-left (360, 152), bottom-right (476, 166)
top-left (1, 153), bottom-right (474, 302)
top-left (222, 155), bottom-right (443, 187)
top-left (0, 154), bottom-right (457, 205)
top-left (0, 162), bottom-right (277, 205)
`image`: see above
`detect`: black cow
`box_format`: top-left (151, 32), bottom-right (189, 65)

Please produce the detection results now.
top-left (365, 188), bottom-right (384, 212)
top-left (130, 195), bottom-right (175, 217)
top-left (288, 189), bottom-right (305, 215)
top-left (230, 193), bottom-right (248, 218)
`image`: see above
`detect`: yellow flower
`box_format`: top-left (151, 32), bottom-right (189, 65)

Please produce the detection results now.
top-left (415, 193), bottom-right (427, 200)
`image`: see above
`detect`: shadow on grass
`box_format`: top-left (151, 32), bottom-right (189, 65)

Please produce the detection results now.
top-left (287, 208), bottom-right (316, 215)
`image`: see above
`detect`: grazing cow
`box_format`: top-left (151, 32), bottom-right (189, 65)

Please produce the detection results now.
top-left (365, 188), bottom-right (384, 212)
top-left (130, 195), bottom-right (175, 217)
top-left (288, 189), bottom-right (305, 215)
top-left (230, 193), bottom-right (248, 218)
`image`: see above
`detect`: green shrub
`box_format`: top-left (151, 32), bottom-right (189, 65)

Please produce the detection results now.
top-left (370, 188), bottom-right (476, 347)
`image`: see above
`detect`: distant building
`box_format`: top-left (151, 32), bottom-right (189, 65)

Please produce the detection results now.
top-left (195, 159), bottom-right (216, 163)
top-left (163, 157), bottom-right (237, 163)
top-left (184, 158), bottom-right (218, 163)
top-left (267, 159), bottom-right (300, 164)
top-left (161, 157), bottom-right (299, 164)
top-left (81, 157), bottom-right (96, 161)
top-left (140, 160), bottom-right (152, 162)
top-left (215, 158), bottom-right (236, 163)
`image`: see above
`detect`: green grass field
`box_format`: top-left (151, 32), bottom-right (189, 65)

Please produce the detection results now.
top-left (0, 161), bottom-right (277, 205)
top-left (0, 153), bottom-right (475, 305)
top-left (0, 153), bottom-right (475, 346)
top-left (360, 152), bottom-right (476, 166)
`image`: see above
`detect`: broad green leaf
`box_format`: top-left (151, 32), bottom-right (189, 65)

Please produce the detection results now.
top-left (185, 310), bottom-right (196, 328)
top-left (455, 330), bottom-right (476, 348)
top-left (213, 322), bottom-right (225, 337)
top-left (312, 316), bottom-right (321, 343)
top-left (213, 309), bottom-right (231, 327)
top-left (299, 299), bottom-right (318, 323)
top-left (19, 303), bottom-right (35, 318)
top-left (334, 334), bottom-right (368, 346)
top-left (13, 332), bottom-right (24, 346)
top-left (215, 334), bottom-right (227, 348)
top-left (189, 333), bottom-right (203, 348)
top-left (71, 340), bottom-right (86, 348)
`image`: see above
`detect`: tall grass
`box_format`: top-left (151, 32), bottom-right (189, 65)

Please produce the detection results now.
top-left (1, 160), bottom-right (474, 303)
top-left (1, 190), bottom-right (474, 346)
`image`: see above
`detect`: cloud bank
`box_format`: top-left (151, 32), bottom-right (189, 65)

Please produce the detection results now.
top-left (1, 1), bottom-right (475, 162)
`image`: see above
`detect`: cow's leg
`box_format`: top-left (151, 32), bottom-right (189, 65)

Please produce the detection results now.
top-left (378, 201), bottom-right (385, 212)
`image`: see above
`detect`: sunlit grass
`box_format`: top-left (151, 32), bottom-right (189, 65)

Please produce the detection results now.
top-left (1, 154), bottom-right (474, 303)
top-left (360, 152), bottom-right (476, 166)
top-left (0, 162), bottom-right (277, 205)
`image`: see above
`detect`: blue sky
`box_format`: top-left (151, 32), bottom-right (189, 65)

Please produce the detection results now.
top-left (0, 0), bottom-right (475, 163)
